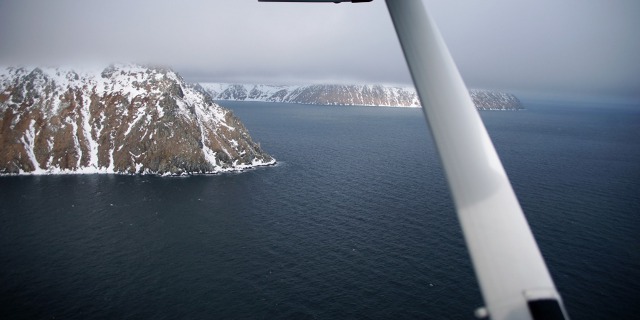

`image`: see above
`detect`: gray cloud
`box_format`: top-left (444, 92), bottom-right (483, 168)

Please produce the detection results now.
top-left (1, 0), bottom-right (638, 101)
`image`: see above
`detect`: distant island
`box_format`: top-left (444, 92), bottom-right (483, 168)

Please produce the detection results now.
top-left (200, 83), bottom-right (524, 111)
top-left (0, 65), bottom-right (274, 175)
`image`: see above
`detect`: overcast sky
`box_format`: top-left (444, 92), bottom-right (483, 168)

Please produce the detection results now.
top-left (1, 0), bottom-right (638, 101)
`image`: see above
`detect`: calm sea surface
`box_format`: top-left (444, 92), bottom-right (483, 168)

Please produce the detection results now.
top-left (1, 101), bottom-right (639, 319)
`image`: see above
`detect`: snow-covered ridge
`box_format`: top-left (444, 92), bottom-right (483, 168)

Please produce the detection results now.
top-left (200, 83), bottom-right (524, 110)
top-left (0, 65), bottom-right (274, 175)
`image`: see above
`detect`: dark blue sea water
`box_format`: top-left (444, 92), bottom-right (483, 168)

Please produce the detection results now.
top-left (1, 101), bottom-right (639, 319)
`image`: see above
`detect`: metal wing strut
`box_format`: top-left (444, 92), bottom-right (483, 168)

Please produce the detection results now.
top-left (259, 1), bottom-right (569, 319)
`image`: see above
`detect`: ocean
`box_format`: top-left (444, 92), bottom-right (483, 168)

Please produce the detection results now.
top-left (1, 100), bottom-right (639, 319)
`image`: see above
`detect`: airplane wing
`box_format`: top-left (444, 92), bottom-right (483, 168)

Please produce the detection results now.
top-left (259, 0), bottom-right (372, 3)
top-left (259, 1), bottom-right (570, 319)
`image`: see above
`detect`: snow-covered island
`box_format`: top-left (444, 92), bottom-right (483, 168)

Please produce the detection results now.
top-left (0, 65), bottom-right (274, 175)
top-left (200, 83), bottom-right (524, 110)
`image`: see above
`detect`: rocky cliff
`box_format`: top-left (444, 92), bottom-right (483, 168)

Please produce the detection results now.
top-left (0, 65), bottom-right (274, 175)
top-left (201, 83), bottom-right (524, 110)
top-left (468, 89), bottom-right (524, 110)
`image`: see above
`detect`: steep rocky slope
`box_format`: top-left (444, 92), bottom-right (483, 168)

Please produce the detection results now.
top-left (469, 89), bottom-right (524, 110)
top-left (0, 65), bottom-right (274, 175)
top-left (201, 83), bottom-right (524, 110)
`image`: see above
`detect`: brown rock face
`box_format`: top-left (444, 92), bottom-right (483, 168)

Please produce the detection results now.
top-left (469, 89), bottom-right (524, 110)
top-left (202, 83), bottom-right (524, 110)
top-left (0, 65), bottom-right (274, 175)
